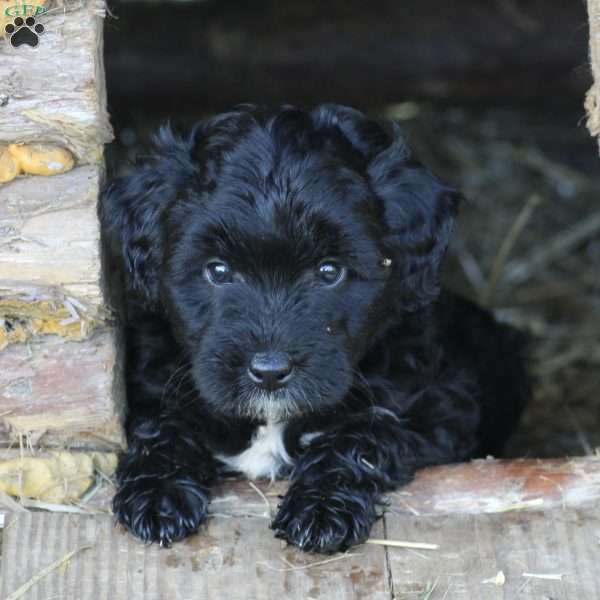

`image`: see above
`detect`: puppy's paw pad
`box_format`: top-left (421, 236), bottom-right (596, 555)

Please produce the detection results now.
top-left (5, 17), bottom-right (44, 48)
top-left (271, 483), bottom-right (378, 553)
top-left (114, 474), bottom-right (209, 546)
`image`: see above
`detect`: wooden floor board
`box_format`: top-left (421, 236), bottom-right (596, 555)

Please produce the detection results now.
top-left (3, 458), bottom-right (600, 599)
top-left (385, 507), bottom-right (600, 599)
top-left (0, 512), bottom-right (390, 600)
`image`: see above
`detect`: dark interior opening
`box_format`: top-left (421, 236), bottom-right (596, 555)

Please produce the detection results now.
top-left (103, 0), bottom-right (599, 458)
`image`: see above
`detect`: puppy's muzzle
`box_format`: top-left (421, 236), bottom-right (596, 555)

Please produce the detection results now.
top-left (248, 351), bottom-right (294, 391)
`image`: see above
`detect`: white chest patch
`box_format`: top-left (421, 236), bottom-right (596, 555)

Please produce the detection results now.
top-left (216, 421), bottom-right (293, 481)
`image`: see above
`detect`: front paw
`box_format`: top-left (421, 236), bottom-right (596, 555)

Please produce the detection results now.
top-left (271, 482), bottom-right (380, 553)
top-left (113, 461), bottom-right (210, 547)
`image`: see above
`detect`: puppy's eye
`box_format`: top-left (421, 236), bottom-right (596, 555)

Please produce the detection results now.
top-left (204, 261), bottom-right (234, 286)
top-left (317, 260), bottom-right (346, 287)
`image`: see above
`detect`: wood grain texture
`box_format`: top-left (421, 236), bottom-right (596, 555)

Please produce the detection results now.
top-left (2, 459), bottom-right (600, 597)
top-left (385, 457), bottom-right (600, 516)
top-left (0, 166), bottom-right (105, 307)
top-left (2, 480), bottom-right (600, 598)
top-left (208, 458), bottom-right (600, 519)
top-left (0, 512), bottom-right (389, 600)
top-left (385, 507), bottom-right (600, 599)
top-left (0, 330), bottom-right (125, 450)
top-left (2, 457), bottom-right (599, 519)
top-left (0, 0), bottom-right (113, 163)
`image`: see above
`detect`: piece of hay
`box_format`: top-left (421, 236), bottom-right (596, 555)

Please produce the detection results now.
top-left (5, 544), bottom-right (93, 600)
top-left (522, 572), bottom-right (564, 581)
top-left (482, 570), bottom-right (506, 586)
top-left (257, 552), bottom-right (361, 572)
top-left (418, 579), bottom-right (439, 600)
top-left (493, 498), bottom-right (544, 513)
top-left (247, 480), bottom-right (273, 518)
top-left (366, 538), bottom-right (439, 550)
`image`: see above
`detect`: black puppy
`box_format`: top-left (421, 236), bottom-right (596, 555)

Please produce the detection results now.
top-left (101, 104), bottom-right (529, 553)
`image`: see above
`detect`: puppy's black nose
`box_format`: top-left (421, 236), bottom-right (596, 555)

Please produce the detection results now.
top-left (248, 352), bottom-right (293, 389)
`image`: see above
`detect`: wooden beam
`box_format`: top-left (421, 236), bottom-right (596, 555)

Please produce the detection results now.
top-left (0, 0), bottom-right (113, 163)
top-left (0, 166), bottom-right (105, 307)
top-left (2, 455), bottom-right (600, 516)
top-left (0, 331), bottom-right (125, 450)
top-left (209, 457), bottom-right (600, 518)
top-left (0, 1), bottom-right (123, 454)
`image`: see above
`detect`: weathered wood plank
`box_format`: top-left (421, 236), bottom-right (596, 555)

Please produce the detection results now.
top-left (2, 459), bottom-right (600, 597)
top-left (0, 166), bottom-right (105, 307)
top-left (386, 457), bottom-right (600, 516)
top-left (0, 0), bottom-right (113, 163)
top-left (2, 456), bottom-right (599, 520)
top-left (0, 512), bottom-right (389, 599)
top-left (3, 474), bottom-right (600, 599)
top-left (384, 507), bottom-right (600, 599)
top-left (209, 458), bottom-right (600, 519)
top-left (0, 331), bottom-right (125, 450)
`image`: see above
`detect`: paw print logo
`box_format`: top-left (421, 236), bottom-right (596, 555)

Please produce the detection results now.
top-left (5, 17), bottom-right (44, 48)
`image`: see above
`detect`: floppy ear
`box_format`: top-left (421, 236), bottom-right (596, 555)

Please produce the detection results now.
top-left (99, 127), bottom-right (200, 310)
top-left (367, 132), bottom-right (460, 312)
top-left (312, 104), bottom-right (459, 311)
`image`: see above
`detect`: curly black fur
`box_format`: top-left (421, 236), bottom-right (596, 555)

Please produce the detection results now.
top-left (100, 104), bottom-right (530, 553)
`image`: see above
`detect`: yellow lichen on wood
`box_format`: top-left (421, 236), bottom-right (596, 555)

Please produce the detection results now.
top-left (0, 143), bottom-right (75, 183)
top-left (8, 143), bottom-right (75, 176)
top-left (0, 451), bottom-right (117, 503)
top-left (0, 297), bottom-right (99, 351)
top-left (0, 146), bottom-right (19, 183)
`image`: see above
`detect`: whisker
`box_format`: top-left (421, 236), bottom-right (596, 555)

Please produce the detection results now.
top-left (161, 359), bottom-right (193, 406)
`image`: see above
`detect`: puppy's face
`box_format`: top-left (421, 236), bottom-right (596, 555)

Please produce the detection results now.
top-left (164, 152), bottom-right (394, 420)
top-left (102, 105), bottom-right (458, 421)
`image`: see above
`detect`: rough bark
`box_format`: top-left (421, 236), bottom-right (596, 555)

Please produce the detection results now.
top-left (0, 166), bottom-right (105, 308)
top-left (0, 330), bottom-right (125, 450)
top-left (0, 1), bottom-right (123, 453)
top-left (0, 0), bottom-right (113, 163)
